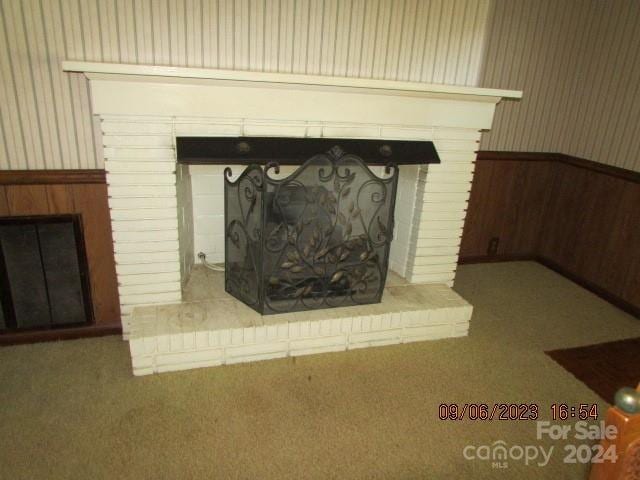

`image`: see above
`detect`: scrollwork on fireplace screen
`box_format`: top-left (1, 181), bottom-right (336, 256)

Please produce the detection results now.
top-left (224, 146), bottom-right (399, 315)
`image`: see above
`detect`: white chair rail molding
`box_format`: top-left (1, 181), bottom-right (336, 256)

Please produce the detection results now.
top-left (62, 61), bottom-right (521, 375)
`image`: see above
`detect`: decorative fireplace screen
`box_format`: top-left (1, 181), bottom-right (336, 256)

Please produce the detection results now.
top-left (224, 146), bottom-right (398, 315)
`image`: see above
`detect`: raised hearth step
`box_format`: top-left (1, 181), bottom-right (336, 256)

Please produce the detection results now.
top-left (128, 280), bottom-right (472, 376)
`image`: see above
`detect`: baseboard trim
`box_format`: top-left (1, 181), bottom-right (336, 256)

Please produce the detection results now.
top-left (458, 254), bottom-right (536, 264)
top-left (0, 169), bottom-right (106, 185)
top-left (476, 151), bottom-right (640, 183)
top-left (0, 323), bottom-right (122, 346)
top-left (459, 255), bottom-right (640, 319)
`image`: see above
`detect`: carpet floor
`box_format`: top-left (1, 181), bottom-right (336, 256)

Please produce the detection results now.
top-left (0, 262), bottom-right (638, 479)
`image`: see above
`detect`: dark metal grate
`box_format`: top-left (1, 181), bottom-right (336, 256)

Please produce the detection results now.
top-left (224, 146), bottom-right (399, 315)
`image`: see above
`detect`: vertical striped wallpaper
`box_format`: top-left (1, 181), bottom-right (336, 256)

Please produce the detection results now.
top-left (480, 0), bottom-right (640, 172)
top-left (0, 0), bottom-right (491, 171)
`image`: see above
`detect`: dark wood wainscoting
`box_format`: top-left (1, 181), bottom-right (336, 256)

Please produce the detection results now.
top-left (460, 152), bottom-right (640, 318)
top-left (0, 170), bottom-right (121, 343)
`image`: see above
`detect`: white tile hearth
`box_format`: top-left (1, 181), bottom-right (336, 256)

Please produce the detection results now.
top-left (129, 267), bottom-right (472, 375)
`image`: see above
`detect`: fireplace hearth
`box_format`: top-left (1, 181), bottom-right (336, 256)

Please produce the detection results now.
top-left (224, 146), bottom-right (399, 314)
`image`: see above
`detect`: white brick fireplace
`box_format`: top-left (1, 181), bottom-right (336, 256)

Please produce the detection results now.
top-left (64, 62), bottom-right (520, 374)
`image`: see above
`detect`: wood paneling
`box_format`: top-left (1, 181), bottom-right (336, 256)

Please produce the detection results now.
top-left (0, 171), bottom-right (120, 342)
top-left (480, 0), bottom-right (640, 173)
top-left (0, 0), bottom-right (491, 171)
top-left (461, 152), bottom-right (640, 317)
top-left (70, 183), bottom-right (120, 327)
top-left (460, 156), bottom-right (553, 259)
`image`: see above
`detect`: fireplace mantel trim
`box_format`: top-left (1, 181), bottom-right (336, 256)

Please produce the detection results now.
top-left (63, 61), bottom-right (521, 130)
top-left (63, 61), bottom-right (521, 101)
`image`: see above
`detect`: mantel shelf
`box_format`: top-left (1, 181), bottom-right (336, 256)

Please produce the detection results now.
top-left (62, 61), bottom-right (522, 101)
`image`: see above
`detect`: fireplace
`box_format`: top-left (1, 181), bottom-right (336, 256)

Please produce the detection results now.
top-left (62, 61), bottom-right (521, 375)
top-left (178, 137), bottom-right (439, 314)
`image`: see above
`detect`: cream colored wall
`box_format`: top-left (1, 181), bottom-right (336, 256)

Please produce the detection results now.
top-left (480, 0), bottom-right (640, 172)
top-left (0, 0), bottom-right (491, 171)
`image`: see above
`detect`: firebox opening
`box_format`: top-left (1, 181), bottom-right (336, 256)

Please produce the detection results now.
top-left (175, 137), bottom-right (440, 315)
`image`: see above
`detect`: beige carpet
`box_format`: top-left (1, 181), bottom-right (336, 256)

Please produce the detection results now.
top-left (0, 262), bottom-right (638, 479)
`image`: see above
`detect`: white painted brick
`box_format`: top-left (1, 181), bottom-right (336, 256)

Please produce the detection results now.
top-left (231, 328), bottom-right (243, 345)
top-left (183, 332), bottom-right (196, 350)
top-left (132, 367), bottom-right (155, 376)
top-left (417, 219), bottom-right (466, 231)
top-left (103, 135), bottom-right (173, 147)
top-left (174, 123), bottom-right (242, 136)
top-left (108, 185), bottom-right (176, 197)
top-left (105, 160), bottom-right (176, 174)
top-left (114, 240), bottom-right (179, 254)
top-left (414, 245), bottom-right (460, 256)
top-left (351, 316), bottom-right (362, 333)
top-left (156, 348), bottom-right (224, 366)
top-left (115, 251), bottom-right (180, 265)
top-left (411, 263), bottom-right (459, 275)
top-left (340, 318), bottom-right (353, 333)
top-left (290, 344), bottom-right (346, 357)
top-left (243, 123), bottom-right (307, 137)
top-left (290, 335), bottom-right (346, 351)
top-left (380, 126), bottom-right (433, 140)
top-left (121, 291), bottom-right (181, 305)
top-left (157, 335), bottom-right (171, 353)
top-left (407, 272), bottom-right (456, 284)
top-left (143, 337), bottom-right (157, 354)
top-left (255, 326), bottom-right (267, 343)
top-left (107, 173), bottom-right (176, 186)
top-left (423, 190), bottom-right (470, 202)
top-left (403, 324), bottom-right (456, 342)
top-left (129, 338), bottom-right (145, 356)
top-left (103, 147), bottom-right (175, 160)
top-left (109, 197), bottom-right (178, 209)
top-left (305, 125), bottom-right (323, 137)
top-left (322, 125), bottom-right (380, 138)
top-left (218, 330), bottom-right (231, 346)
top-left (453, 323), bottom-right (470, 336)
top-left (433, 127), bottom-right (481, 141)
top-left (110, 208), bottom-right (177, 221)
top-left (415, 237), bottom-right (461, 248)
top-left (424, 172), bottom-right (474, 184)
top-left (113, 230), bottom-right (179, 243)
top-left (111, 219), bottom-right (178, 232)
top-left (418, 182), bottom-right (471, 194)
top-left (119, 282), bottom-right (182, 296)
top-left (432, 139), bottom-right (478, 152)
top-left (101, 121), bottom-right (173, 134)
top-left (225, 350), bottom-right (288, 365)
top-left (131, 355), bottom-right (154, 369)
top-left (116, 262), bottom-right (180, 275)
top-left (170, 333), bottom-right (184, 352)
top-left (349, 329), bottom-right (403, 348)
top-left (225, 342), bottom-right (287, 359)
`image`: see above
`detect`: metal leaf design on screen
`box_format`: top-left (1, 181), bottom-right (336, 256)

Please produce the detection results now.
top-left (224, 147), bottom-right (398, 315)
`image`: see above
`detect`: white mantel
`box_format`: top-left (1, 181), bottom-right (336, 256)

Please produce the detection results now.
top-left (63, 61), bottom-right (521, 341)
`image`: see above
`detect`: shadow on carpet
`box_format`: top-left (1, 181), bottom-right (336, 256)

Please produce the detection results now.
top-left (546, 337), bottom-right (640, 403)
